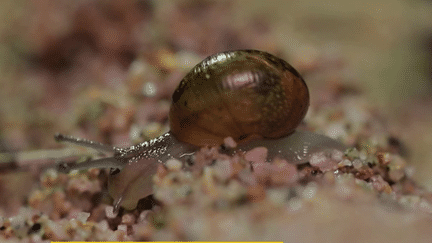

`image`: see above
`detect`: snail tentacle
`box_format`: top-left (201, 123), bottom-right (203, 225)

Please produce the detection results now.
top-left (57, 157), bottom-right (124, 173)
top-left (54, 133), bottom-right (116, 153)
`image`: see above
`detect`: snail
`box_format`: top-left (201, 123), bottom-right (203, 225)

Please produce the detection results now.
top-left (55, 50), bottom-right (346, 210)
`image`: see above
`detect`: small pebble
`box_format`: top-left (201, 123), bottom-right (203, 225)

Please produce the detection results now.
top-left (41, 169), bottom-right (59, 188)
top-left (370, 175), bottom-right (392, 193)
top-left (377, 152), bottom-right (391, 165)
top-left (302, 182), bottom-right (318, 200)
top-left (138, 211), bottom-right (152, 224)
top-left (121, 214), bottom-right (136, 225)
top-left (96, 220), bottom-right (109, 232)
top-left (309, 152), bottom-right (337, 171)
top-left (117, 224), bottom-right (128, 233)
top-left (244, 147), bottom-right (268, 164)
top-left (309, 152), bottom-right (327, 167)
top-left (142, 82), bottom-right (158, 97)
top-left (247, 184), bottom-right (266, 202)
top-left (389, 169), bottom-right (405, 182)
top-left (105, 206), bottom-right (118, 219)
top-left (142, 122), bottom-right (164, 139)
top-left (352, 159), bottom-right (363, 169)
top-left (323, 171), bottom-right (336, 184)
top-left (223, 137), bottom-right (237, 149)
top-left (202, 167), bottom-right (218, 198)
top-left (166, 159), bottom-right (183, 171)
top-left (213, 159), bottom-right (233, 182)
top-left (331, 149), bottom-right (344, 162)
top-left (76, 212), bottom-right (90, 224)
top-left (338, 159), bottom-right (352, 167)
top-left (270, 159), bottom-right (298, 185)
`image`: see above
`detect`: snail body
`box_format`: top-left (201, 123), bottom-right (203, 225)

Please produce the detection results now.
top-left (55, 50), bottom-right (345, 210)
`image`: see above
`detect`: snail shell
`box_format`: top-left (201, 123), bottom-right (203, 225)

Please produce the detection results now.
top-left (55, 50), bottom-right (345, 210)
top-left (170, 50), bottom-right (309, 146)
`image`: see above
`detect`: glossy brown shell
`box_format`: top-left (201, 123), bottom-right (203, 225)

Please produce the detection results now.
top-left (169, 50), bottom-right (309, 146)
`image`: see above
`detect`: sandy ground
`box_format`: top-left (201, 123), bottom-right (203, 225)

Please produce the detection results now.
top-left (0, 0), bottom-right (431, 241)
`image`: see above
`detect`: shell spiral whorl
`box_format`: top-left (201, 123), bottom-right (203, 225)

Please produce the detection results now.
top-left (169, 50), bottom-right (309, 146)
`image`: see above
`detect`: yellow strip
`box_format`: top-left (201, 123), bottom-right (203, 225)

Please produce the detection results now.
top-left (53, 242), bottom-right (283, 243)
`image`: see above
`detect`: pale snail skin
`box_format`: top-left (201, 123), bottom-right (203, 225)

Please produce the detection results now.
top-left (55, 50), bottom-right (346, 210)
